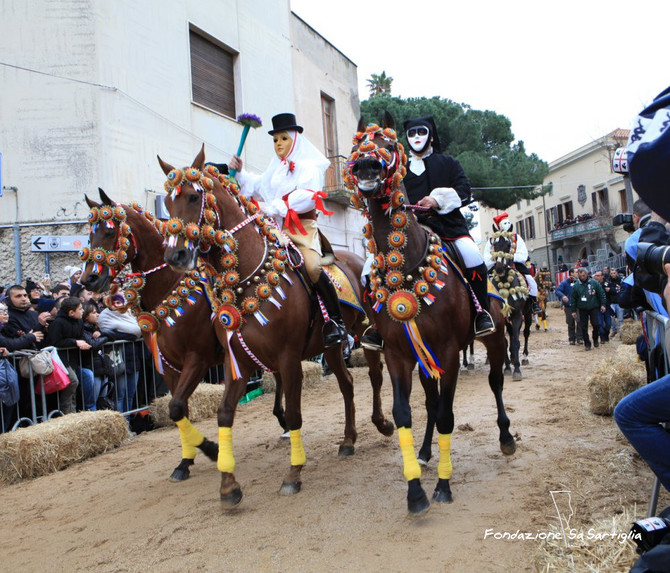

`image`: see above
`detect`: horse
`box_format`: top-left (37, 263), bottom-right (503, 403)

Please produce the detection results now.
top-left (461, 342), bottom-right (475, 373)
top-left (157, 146), bottom-right (394, 505)
top-left (489, 232), bottom-right (533, 380)
top-left (79, 189), bottom-right (223, 481)
top-left (346, 112), bottom-right (516, 515)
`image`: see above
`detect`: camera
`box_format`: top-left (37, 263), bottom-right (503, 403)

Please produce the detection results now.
top-left (637, 242), bottom-right (670, 277)
top-left (613, 213), bottom-right (635, 233)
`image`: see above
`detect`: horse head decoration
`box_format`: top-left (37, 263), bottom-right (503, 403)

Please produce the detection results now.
top-left (345, 112), bottom-right (516, 515)
top-left (157, 146), bottom-right (394, 507)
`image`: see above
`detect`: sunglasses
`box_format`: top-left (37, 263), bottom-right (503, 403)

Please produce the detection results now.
top-left (407, 127), bottom-right (429, 138)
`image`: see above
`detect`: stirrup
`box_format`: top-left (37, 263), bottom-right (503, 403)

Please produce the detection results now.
top-left (360, 326), bottom-right (383, 352)
top-left (322, 319), bottom-right (346, 349)
top-left (474, 310), bottom-right (496, 338)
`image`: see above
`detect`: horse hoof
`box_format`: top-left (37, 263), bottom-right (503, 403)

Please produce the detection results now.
top-left (513, 371), bottom-right (522, 381)
top-left (377, 420), bottom-right (395, 437)
top-left (220, 486), bottom-right (243, 507)
top-left (338, 444), bottom-right (355, 457)
top-left (198, 438), bottom-right (219, 462)
top-left (504, 367), bottom-right (512, 375)
top-left (521, 358), bottom-right (529, 366)
top-left (279, 480), bottom-right (302, 496)
top-left (500, 439), bottom-right (517, 456)
top-left (460, 368), bottom-right (470, 375)
top-left (432, 479), bottom-right (453, 503)
top-left (467, 363), bottom-right (475, 371)
top-left (169, 467), bottom-right (190, 482)
top-left (408, 492), bottom-right (430, 515)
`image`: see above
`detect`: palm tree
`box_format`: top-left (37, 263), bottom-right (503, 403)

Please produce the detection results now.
top-left (366, 71), bottom-right (393, 97)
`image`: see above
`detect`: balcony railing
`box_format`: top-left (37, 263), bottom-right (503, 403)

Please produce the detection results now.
top-left (324, 155), bottom-right (352, 206)
top-left (550, 215), bottom-right (613, 241)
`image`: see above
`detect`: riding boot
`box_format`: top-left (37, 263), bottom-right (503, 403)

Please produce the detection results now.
top-left (360, 325), bottom-right (383, 351)
top-left (314, 271), bottom-right (347, 348)
top-left (467, 264), bottom-right (495, 338)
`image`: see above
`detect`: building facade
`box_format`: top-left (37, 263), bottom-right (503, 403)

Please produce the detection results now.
top-left (0, 0), bottom-right (363, 283)
top-left (479, 129), bottom-right (636, 282)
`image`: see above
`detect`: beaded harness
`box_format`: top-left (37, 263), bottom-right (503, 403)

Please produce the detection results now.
top-left (489, 230), bottom-right (528, 313)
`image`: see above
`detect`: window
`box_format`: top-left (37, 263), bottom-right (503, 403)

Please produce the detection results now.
top-left (519, 216), bottom-right (535, 240)
top-left (619, 189), bottom-right (628, 213)
top-left (591, 192), bottom-right (598, 215)
top-left (516, 200), bottom-right (521, 210)
top-left (563, 200), bottom-right (574, 219)
top-left (597, 188), bottom-right (609, 215)
top-left (190, 29), bottom-right (236, 117)
top-left (321, 94), bottom-right (340, 191)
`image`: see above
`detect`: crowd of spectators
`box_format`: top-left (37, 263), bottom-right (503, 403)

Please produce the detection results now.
top-left (553, 212), bottom-right (594, 230)
top-left (0, 264), bottom-right (159, 433)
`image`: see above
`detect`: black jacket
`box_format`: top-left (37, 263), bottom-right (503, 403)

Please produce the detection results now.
top-left (635, 221), bottom-right (670, 295)
top-left (3, 306), bottom-right (44, 350)
top-left (403, 153), bottom-right (471, 239)
top-left (45, 309), bottom-right (91, 369)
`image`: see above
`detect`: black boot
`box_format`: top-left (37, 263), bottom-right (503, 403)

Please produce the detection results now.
top-left (530, 295), bottom-right (541, 314)
top-left (467, 264), bottom-right (495, 338)
top-left (314, 271), bottom-right (347, 348)
top-left (360, 325), bottom-right (383, 351)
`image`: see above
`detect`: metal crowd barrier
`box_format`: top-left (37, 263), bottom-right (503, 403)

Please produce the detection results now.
top-left (0, 339), bottom-right (232, 434)
top-left (642, 310), bottom-right (670, 517)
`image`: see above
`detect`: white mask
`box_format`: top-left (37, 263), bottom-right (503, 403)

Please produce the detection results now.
top-left (407, 126), bottom-right (430, 153)
top-left (500, 220), bottom-right (512, 232)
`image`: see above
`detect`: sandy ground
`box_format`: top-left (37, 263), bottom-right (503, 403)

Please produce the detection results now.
top-left (0, 307), bottom-right (668, 572)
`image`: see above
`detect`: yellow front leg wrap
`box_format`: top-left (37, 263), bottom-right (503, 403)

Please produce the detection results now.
top-left (290, 429), bottom-right (306, 466)
top-left (437, 433), bottom-right (453, 480)
top-left (398, 427), bottom-right (421, 481)
top-left (175, 417), bottom-right (204, 460)
top-left (217, 427), bottom-right (235, 473)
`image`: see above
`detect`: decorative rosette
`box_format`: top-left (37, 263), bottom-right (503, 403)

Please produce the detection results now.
top-left (201, 224), bottom-right (216, 243)
top-left (176, 285), bottom-right (190, 298)
top-left (118, 237), bottom-right (131, 250)
top-left (385, 270), bottom-right (404, 289)
top-left (92, 249), bottom-right (106, 263)
top-left (130, 276), bottom-right (146, 290)
top-left (117, 250), bottom-right (128, 264)
top-left (274, 249), bottom-right (287, 261)
top-left (79, 247), bottom-right (90, 262)
top-left (414, 280), bottom-right (430, 297)
top-left (220, 253), bottom-right (238, 269)
top-left (374, 253), bottom-right (385, 271)
top-left (166, 295), bottom-right (180, 308)
top-left (185, 224), bottom-right (200, 241)
top-left (388, 231), bottom-right (406, 249)
top-left (423, 268), bottom-right (438, 282)
top-left (113, 206), bottom-right (127, 220)
top-left (105, 252), bottom-right (118, 267)
top-left (246, 202), bottom-right (259, 214)
top-left (272, 259), bottom-right (286, 272)
top-left (167, 169), bottom-right (184, 189)
top-left (367, 238), bottom-right (377, 255)
top-left (219, 289), bottom-right (236, 304)
top-left (387, 290), bottom-right (419, 322)
top-left (124, 289), bottom-right (139, 303)
top-left (266, 271), bottom-right (280, 286)
top-left (167, 218), bottom-right (184, 235)
top-left (391, 212), bottom-right (408, 229)
top-left (374, 287), bottom-right (389, 304)
top-left (256, 284), bottom-right (271, 299)
top-left (204, 209), bottom-right (217, 224)
top-left (205, 165), bottom-right (219, 178)
top-left (362, 223), bottom-right (373, 239)
top-left (184, 167), bottom-right (201, 182)
top-left (99, 206), bottom-right (114, 220)
top-left (223, 271), bottom-right (240, 287)
top-left (349, 194), bottom-right (365, 209)
top-left (155, 305), bottom-right (170, 320)
top-left (386, 250), bottom-right (404, 269)
top-left (217, 305), bottom-right (242, 330)
top-left (214, 230), bottom-right (227, 247)
top-left (222, 236), bottom-right (237, 252)
top-left (426, 255), bottom-right (441, 270)
top-left (241, 297), bottom-right (260, 315)
top-left (390, 190), bottom-right (405, 209)
top-left (88, 210), bottom-right (99, 224)
top-left (136, 312), bottom-right (159, 333)
top-left (201, 176), bottom-right (214, 191)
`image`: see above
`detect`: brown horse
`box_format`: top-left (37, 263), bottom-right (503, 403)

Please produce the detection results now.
top-left (490, 232), bottom-right (533, 380)
top-left (80, 189), bottom-right (223, 481)
top-left (158, 146), bottom-right (393, 505)
top-left (346, 113), bottom-right (516, 515)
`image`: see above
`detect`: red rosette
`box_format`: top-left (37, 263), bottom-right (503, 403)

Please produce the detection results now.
top-left (222, 237), bottom-right (237, 252)
top-left (184, 167), bottom-right (201, 182)
top-left (219, 289), bottom-right (236, 304)
top-left (382, 127), bottom-right (397, 140)
top-left (166, 295), bottom-right (180, 308)
top-left (386, 250), bottom-right (404, 269)
top-left (390, 190), bottom-right (405, 208)
top-left (166, 168), bottom-right (184, 188)
top-left (118, 237), bottom-right (131, 250)
top-left (124, 289), bottom-right (139, 303)
top-left (184, 276), bottom-right (198, 290)
top-left (202, 177), bottom-right (213, 191)
top-left (120, 223), bottom-right (131, 237)
top-left (241, 297), bottom-right (260, 315)
top-left (414, 280), bottom-right (430, 297)
top-left (223, 271), bottom-right (240, 287)
top-left (204, 209), bottom-right (217, 224)
top-left (99, 206), bottom-right (113, 220)
top-left (217, 305), bottom-right (242, 331)
top-left (105, 252), bottom-right (118, 267)
top-left (273, 259), bottom-right (286, 272)
top-left (130, 276), bottom-right (146, 289)
top-left (137, 312), bottom-right (159, 333)
top-left (155, 305), bottom-right (170, 319)
top-left (166, 218), bottom-right (184, 236)
top-left (274, 249), bottom-right (287, 261)
top-left (374, 253), bottom-right (385, 271)
top-left (423, 268), bottom-right (438, 282)
top-left (386, 290), bottom-right (419, 322)
top-left (201, 224), bottom-right (215, 243)
top-left (374, 287), bottom-right (389, 304)
top-left (79, 247), bottom-right (90, 262)
top-left (266, 271), bottom-right (280, 286)
top-left (206, 193), bottom-right (217, 208)
top-left (176, 285), bottom-right (190, 298)
top-left (214, 230), bottom-right (227, 247)
top-left (185, 224), bottom-right (200, 241)
top-left (92, 249), bottom-right (106, 263)
top-left (391, 212), bottom-right (408, 229)
top-left (385, 270), bottom-right (404, 289)
top-left (362, 223), bottom-right (373, 239)
top-left (220, 253), bottom-right (238, 269)
top-left (88, 209), bottom-right (99, 224)
top-left (117, 251), bottom-right (128, 264)
top-left (388, 231), bottom-right (406, 249)
top-left (113, 206), bottom-right (127, 221)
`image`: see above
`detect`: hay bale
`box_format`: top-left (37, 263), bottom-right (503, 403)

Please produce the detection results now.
top-left (587, 346), bottom-right (646, 415)
top-left (261, 361), bottom-right (323, 394)
top-left (0, 411), bottom-right (129, 484)
top-left (619, 319), bottom-right (642, 345)
top-left (534, 505), bottom-right (640, 571)
top-left (151, 383), bottom-right (225, 428)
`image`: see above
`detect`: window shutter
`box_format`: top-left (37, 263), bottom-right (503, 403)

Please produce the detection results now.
top-left (190, 30), bottom-right (235, 117)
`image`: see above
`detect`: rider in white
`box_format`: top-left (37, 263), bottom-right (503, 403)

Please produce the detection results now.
top-left (484, 212), bottom-right (540, 311)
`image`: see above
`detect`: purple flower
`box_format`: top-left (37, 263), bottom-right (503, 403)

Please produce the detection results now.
top-left (237, 113), bottom-right (262, 128)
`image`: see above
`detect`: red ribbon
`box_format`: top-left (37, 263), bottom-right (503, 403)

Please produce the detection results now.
top-left (312, 191), bottom-right (333, 216)
top-left (284, 209), bottom-right (307, 235)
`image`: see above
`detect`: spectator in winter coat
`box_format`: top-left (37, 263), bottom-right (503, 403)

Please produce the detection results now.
top-left (609, 268), bottom-right (624, 335)
top-left (570, 268), bottom-right (606, 351)
top-left (3, 285), bottom-right (50, 347)
top-left (555, 269), bottom-right (581, 345)
top-left (45, 296), bottom-right (99, 411)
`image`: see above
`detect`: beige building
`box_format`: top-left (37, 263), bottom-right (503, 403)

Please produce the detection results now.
top-left (0, 0), bottom-right (363, 283)
top-left (479, 129), bottom-right (637, 282)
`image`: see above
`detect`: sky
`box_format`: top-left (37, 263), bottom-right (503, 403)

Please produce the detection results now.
top-left (290, 0), bottom-right (668, 163)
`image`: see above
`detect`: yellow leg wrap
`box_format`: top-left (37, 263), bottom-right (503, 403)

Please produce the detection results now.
top-left (175, 417), bottom-right (204, 460)
top-left (398, 427), bottom-right (421, 481)
top-left (437, 433), bottom-right (453, 480)
top-left (217, 427), bottom-right (235, 473)
top-left (290, 429), bottom-right (306, 466)
top-left (542, 318), bottom-right (547, 329)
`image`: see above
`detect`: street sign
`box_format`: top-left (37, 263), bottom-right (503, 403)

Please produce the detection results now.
top-left (31, 235), bottom-right (89, 252)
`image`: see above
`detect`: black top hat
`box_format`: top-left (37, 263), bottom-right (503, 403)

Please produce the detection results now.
top-left (268, 113), bottom-right (304, 135)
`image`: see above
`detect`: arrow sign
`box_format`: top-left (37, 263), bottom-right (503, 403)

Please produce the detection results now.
top-left (31, 235), bottom-right (88, 252)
